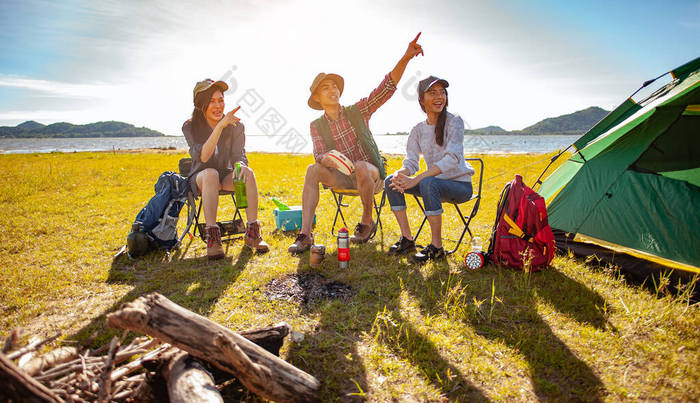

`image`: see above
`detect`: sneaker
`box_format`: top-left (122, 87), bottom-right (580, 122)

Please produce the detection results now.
top-left (388, 236), bottom-right (416, 255)
top-left (349, 221), bottom-right (376, 244)
top-left (244, 221), bottom-right (269, 253)
top-left (205, 226), bottom-right (225, 260)
top-left (412, 244), bottom-right (445, 263)
top-left (288, 232), bottom-right (314, 254)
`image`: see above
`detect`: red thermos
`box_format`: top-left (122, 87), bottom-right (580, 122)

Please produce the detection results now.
top-left (337, 227), bottom-right (349, 268)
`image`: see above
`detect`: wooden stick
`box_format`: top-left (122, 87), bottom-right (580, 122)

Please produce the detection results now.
top-left (2, 328), bottom-right (20, 354)
top-left (110, 344), bottom-right (171, 382)
top-left (97, 337), bottom-right (118, 403)
top-left (0, 352), bottom-right (64, 402)
top-left (21, 347), bottom-right (79, 376)
top-left (106, 292), bottom-right (320, 402)
top-left (7, 333), bottom-right (61, 361)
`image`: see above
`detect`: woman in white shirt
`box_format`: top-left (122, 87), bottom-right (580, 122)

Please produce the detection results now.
top-left (385, 76), bottom-right (474, 262)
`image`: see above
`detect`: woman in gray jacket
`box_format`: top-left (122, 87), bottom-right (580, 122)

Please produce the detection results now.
top-left (183, 79), bottom-right (269, 259)
top-left (384, 76), bottom-right (474, 262)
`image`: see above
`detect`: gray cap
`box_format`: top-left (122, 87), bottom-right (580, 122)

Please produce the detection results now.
top-left (418, 75), bottom-right (449, 97)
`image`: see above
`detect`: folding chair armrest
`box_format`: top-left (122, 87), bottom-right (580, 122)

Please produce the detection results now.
top-left (465, 158), bottom-right (484, 198)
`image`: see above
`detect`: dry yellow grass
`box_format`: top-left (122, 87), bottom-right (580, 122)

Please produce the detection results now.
top-left (0, 151), bottom-right (698, 401)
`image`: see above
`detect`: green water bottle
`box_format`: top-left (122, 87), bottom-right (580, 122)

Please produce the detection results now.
top-left (272, 197), bottom-right (290, 211)
top-left (234, 162), bottom-right (248, 208)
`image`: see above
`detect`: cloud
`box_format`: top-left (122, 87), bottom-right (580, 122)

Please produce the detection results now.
top-left (0, 75), bottom-right (120, 99)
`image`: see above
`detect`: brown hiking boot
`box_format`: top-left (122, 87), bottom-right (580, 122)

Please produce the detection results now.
top-left (350, 221), bottom-right (376, 244)
top-left (245, 221), bottom-right (269, 253)
top-left (288, 232), bottom-right (313, 254)
top-left (204, 225), bottom-right (225, 260)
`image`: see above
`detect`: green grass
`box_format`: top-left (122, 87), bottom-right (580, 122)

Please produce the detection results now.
top-left (0, 150), bottom-right (698, 401)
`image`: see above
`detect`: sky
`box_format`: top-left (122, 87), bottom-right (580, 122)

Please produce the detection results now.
top-left (0, 0), bottom-right (698, 136)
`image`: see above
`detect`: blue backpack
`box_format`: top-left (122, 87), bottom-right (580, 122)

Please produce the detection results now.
top-left (127, 171), bottom-right (190, 257)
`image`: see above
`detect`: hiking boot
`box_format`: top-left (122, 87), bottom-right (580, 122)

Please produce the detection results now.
top-left (388, 236), bottom-right (416, 255)
top-left (288, 232), bottom-right (314, 254)
top-left (205, 225), bottom-right (225, 260)
top-left (412, 244), bottom-right (445, 263)
top-left (350, 221), bottom-right (376, 244)
top-left (244, 221), bottom-right (269, 253)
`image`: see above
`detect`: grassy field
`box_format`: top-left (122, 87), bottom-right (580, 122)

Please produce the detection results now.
top-left (0, 150), bottom-right (698, 402)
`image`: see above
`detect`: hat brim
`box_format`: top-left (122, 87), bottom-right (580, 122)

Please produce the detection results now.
top-left (426, 78), bottom-right (449, 91)
top-left (194, 80), bottom-right (229, 101)
top-left (308, 73), bottom-right (344, 110)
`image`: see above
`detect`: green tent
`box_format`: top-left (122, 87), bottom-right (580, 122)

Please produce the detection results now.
top-left (538, 57), bottom-right (700, 273)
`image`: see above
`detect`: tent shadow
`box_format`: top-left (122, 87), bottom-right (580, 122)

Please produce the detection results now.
top-left (284, 247), bottom-right (488, 401)
top-left (69, 239), bottom-right (251, 347)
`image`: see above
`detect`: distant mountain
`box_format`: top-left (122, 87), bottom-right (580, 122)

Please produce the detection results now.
top-left (463, 106), bottom-right (610, 136)
top-left (519, 106), bottom-right (609, 135)
top-left (465, 125), bottom-right (508, 135)
top-left (17, 120), bottom-right (45, 131)
top-left (0, 121), bottom-right (166, 138)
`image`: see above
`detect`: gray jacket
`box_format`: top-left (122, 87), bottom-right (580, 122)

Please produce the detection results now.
top-left (182, 119), bottom-right (248, 179)
top-left (402, 112), bottom-right (474, 182)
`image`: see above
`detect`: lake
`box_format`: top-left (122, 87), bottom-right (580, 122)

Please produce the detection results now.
top-left (0, 134), bottom-right (580, 155)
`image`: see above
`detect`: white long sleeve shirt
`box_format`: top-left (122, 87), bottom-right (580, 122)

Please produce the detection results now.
top-left (402, 112), bottom-right (474, 182)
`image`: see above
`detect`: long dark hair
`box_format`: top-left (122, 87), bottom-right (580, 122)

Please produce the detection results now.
top-left (418, 87), bottom-right (449, 146)
top-left (190, 86), bottom-right (220, 142)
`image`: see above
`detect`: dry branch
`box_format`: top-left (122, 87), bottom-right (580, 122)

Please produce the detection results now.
top-left (97, 337), bottom-right (118, 403)
top-left (0, 352), bottom-right (64, 403)
top-left (21, 347), bottom-right (79, 376)
top-left (7, 333), bottom-right (61, 361)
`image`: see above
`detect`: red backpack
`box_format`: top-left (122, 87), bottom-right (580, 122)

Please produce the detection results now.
top-left (486, 175), bottom-right (555, 271)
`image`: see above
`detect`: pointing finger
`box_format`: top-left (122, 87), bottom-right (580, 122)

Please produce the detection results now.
top-left (411, 32), bottom-right (421, 44)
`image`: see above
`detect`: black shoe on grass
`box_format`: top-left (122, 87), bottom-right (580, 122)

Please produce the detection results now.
top-left (412, 244), bottom-right (445, 263)
top-left (388, 236), bottom-right (416, 255)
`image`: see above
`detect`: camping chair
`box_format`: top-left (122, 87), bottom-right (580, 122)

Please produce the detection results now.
top-left (411, 158), bottom-right (484, 254)
top-left (178, 158), bottom-right (245, 243)
top-left (324, 184), bottom-right (386, 240)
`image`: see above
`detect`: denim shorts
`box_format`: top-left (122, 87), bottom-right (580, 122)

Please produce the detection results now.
top-left (384, 174), bottom-right (473, 216)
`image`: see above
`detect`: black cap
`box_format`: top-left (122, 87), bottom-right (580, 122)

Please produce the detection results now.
top-left (418, 76), bottom-right (449, 97)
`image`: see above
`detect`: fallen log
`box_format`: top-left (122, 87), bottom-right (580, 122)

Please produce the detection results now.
top-left (164, 350), bottom-right (223, 403)
top-left (0, 353), bottom-right (63, 403)
top-left (106, 293), bottom-right (319, 402)
top-left (238, 323), bottom-right (289, 356)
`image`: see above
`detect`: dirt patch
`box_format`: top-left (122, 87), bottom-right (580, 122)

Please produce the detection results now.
top-left (264, 273), bottom-right (352, 305)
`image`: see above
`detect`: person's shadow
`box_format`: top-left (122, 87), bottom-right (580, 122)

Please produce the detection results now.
top-left (398, 258), bottom-right (611, 402)
top-left (70, 238), bottom-right (252, 346)
top-left (285, 245), bottom-right (489, 401)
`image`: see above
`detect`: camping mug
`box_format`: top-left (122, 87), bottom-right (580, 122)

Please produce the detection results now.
top-left (309, 245), bottom-right (326, 268)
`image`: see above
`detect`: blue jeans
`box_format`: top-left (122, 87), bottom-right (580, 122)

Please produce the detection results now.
top-left (384, 175), bottom-right (473, 216)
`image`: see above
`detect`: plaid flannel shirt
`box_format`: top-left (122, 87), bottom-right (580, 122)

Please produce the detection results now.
top-left (310, 73), bottom-right (397, 164)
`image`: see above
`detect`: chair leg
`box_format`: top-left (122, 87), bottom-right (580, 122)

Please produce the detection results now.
top-left (412, 195), bottom-right (429, 245)
top-left (179, 193), bottom-right (196, 244)
top-left (331, 192), bottom-right (348, 236)
top-left (369, 191), bottom-right (386, 240)
top-left (444, 204), bottom-right (468, 255)
top-left (193, 196), bottom-right (204, 240)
